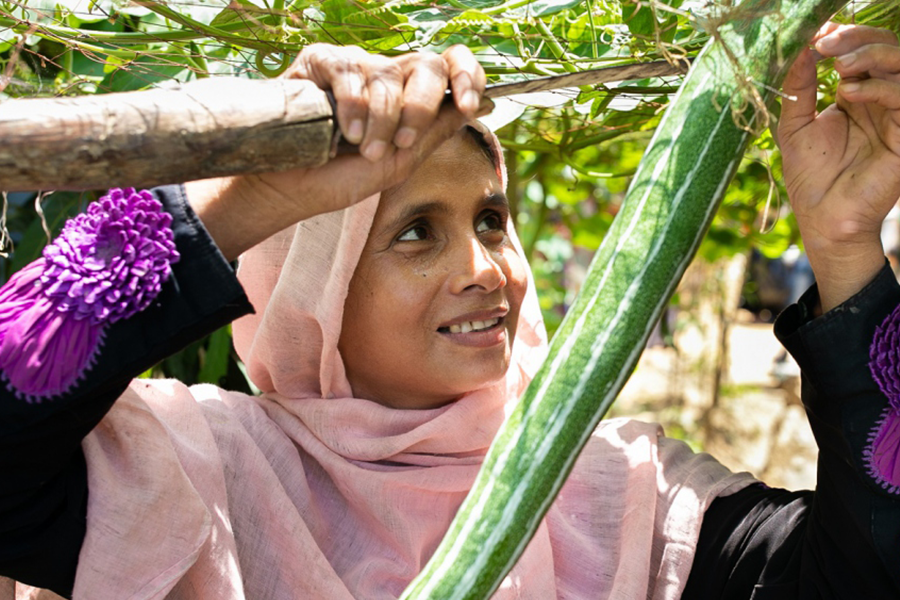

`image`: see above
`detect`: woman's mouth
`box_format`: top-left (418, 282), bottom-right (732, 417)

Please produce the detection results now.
top-left (439, 317), bottom-right (501, 334)
top-left (437, 313), bottom-right (507, 348)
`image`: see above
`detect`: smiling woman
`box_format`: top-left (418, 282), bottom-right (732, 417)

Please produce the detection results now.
top-left (2, 24), bottom-right (900, 600)
top-left (340, 129), bottom-right (527, 409)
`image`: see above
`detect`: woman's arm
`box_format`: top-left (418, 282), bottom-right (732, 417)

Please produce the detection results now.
top-left (778, 23), bottom-right (900, 311)
top-left (0, 186), bottom-right (252, 595)
top-left (684, 23), bottom-right (900, 598)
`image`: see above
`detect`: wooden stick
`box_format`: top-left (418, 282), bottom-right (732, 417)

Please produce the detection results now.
top-left (0, 77), bottom-right (335, 191)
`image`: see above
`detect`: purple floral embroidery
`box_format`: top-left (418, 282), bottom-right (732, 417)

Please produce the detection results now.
top-left (0, 188), bottom-right (179, 402)
top-left (867, 302), bottom-right (900, 494)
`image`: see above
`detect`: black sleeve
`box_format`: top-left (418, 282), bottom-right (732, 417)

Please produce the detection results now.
top-left (682, 264), bottom-right (900, 599)
top-left (0, 185), bottom-right (253, 597)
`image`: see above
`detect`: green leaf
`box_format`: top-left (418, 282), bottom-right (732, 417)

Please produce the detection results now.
top-left (99, 53), bottom-right (191, 92)
top-left (456, 0), bottom-right (506, 8)
top-left (509, 0), bottom-right (585, 17)
top-left (198, 325), bottom-right (232, 384)
top-left (210, 0), bottom-right (268, 28)
top-left (450, 9), bottom-right (494, 23)
top-left (318, 0), bottom-right (407, 44)
top-left (9, 192), bottom-right (83, 274)
top-left (0, 25), bottom-right (15, 53)
top-left (621, 0), bottom-right (656, 37)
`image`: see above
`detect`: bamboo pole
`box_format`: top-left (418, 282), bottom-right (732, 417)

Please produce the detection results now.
top-left (0, 77), bottom-right (335, 192)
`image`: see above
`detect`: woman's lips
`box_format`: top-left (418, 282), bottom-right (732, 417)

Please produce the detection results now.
top-left (438, 314), bottom-right (507, 347)
top-left (443, 316), bottom-right (501, 334)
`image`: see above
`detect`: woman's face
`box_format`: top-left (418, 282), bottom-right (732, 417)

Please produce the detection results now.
top-left (339, 131), bottom-right (527, 409)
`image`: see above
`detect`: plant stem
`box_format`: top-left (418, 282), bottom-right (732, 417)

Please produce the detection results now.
top-left (534, 17), bottom-right (578, 74)
top-left (586, 0), bottom-right (599, 59)
top-left (0, 12), bottom-right (299, 54)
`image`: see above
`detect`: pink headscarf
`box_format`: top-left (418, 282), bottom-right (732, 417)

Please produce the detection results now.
top-left (8, 125), bottom-right (754, 600)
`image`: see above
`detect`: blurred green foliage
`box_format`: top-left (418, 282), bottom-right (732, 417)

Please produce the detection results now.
top-left (1, 0), bottom-right (898, 387)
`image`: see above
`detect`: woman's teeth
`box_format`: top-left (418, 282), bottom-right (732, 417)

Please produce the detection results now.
top-left (447, 317), bottom-right (500, 334)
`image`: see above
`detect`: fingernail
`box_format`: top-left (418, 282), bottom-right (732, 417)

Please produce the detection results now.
top-left (394, 127), bottom-right (417, 148)
top-left (347, 119), bottom-right (364, 144)
top-left (842, 81), bottom-right (860, 93)
top-left (463, 90), bottom-right (480, 114)
top-left (362, 140), bottom-right (387, 161)
top-left (837, 52), bottom-right (857, 68)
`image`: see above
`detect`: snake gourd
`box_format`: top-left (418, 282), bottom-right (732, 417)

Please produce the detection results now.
top-left (400, 0), bottom-right (846, 598)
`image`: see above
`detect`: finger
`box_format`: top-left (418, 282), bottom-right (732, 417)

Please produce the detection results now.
top-left (393, 52), bottom-right (448, 149)
top-left (360, 56), bottom-right (405, 162)
top-left (443, 44), bottom-right (486, 117)
top-left (811, 21), bottom-right (842, 44)
top-left (779, 46), bottom-right (818, 142)
top-left (815, 23), bottom-right (899, 58)
top-left (287, 44), bottom-right (370, 144)
top-left (838, 78), bottom-right (900, 111)
top-left (835, 43), bottom-right (900, 79)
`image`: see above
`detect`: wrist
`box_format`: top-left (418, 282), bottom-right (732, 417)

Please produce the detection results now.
top-left (804, 236), bottom-right (885, 313)
top-left (184, 175), bottom-right (301, 261)
top-left (184, 177), bottom-right (246, 261)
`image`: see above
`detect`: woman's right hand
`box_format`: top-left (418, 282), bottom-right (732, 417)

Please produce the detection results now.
top-left (186, 44), bottom-right (490, 261)
top-left (778, 23), bottom-right (900, 312)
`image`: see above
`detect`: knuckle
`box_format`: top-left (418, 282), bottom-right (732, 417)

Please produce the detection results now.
top-left (374, 61), bottom-right (404, 84)
top-left (444, 44), bottom-right (470, 58)
top-left (420, 51), bottom-right (445, 72)
top-left (327, 54), bottom-right (357, 76)
top-left (415, 56), bottom-right (447, 82)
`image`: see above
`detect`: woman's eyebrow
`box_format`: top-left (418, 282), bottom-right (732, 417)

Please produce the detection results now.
top-left (383, 201), bottom-right (450, 234)
top-left (483, 193), bottom-right (509, 209)
top-left (381, 193), bottom-right (509, 235)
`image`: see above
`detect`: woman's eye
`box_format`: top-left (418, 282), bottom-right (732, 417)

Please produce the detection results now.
top-left (397, 223), bottom-right (430, 242)
top-left (476, 212), bottom-right (505, 234)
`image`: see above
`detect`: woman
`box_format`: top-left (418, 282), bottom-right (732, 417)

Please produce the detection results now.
top-left (1, 22), bottom-right (899, 600)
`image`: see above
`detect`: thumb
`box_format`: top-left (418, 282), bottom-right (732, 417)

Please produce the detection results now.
top-left (778, 47), bottom-right (818, 145)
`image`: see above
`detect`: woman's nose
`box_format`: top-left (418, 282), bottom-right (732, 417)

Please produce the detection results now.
top-left (449, 237), bottom-right (507, 294)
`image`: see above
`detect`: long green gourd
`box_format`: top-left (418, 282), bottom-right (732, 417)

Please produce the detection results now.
top-left (400, 0), bottom-right (846, 598)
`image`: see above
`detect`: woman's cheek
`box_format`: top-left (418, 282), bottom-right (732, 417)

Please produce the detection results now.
top-left (500, 247), bottom-right (528, 309)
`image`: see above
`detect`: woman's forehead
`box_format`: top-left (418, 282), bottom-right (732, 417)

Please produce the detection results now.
top-left (378, 133), bottom-right (501, 214)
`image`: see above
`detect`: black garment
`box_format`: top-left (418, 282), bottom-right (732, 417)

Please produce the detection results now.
top-left (684, 269), bottom-right (900, 599)
top-left (0, 186), bottom-right (252, 596)
top-left (0, 185), bottom-right (898, 598)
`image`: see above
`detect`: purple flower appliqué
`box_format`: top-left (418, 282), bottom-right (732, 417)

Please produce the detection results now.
top-left (867, 302), bottom-right (900, 494)
top-left (0, 188), bottom-right (179, 402)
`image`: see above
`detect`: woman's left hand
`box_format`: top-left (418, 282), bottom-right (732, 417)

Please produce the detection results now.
top-left (185, 44), bottom-right (490, 261)
top-left (779, 23), bottom-right (900, 313)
